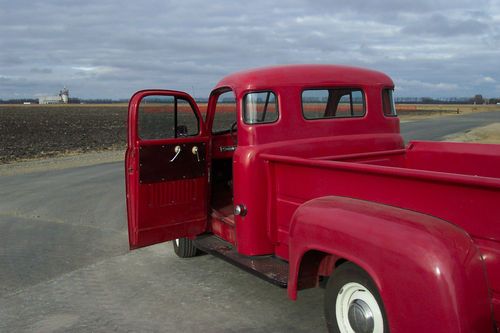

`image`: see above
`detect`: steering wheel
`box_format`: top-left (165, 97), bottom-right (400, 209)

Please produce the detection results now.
top-left (229, 121), bottom-right (237, 145)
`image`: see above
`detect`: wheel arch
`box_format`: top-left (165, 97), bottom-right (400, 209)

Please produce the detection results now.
top-left (287, 196), bottom-right (492, 332)
top-left (292, 248), bottom-right (378, 294)
top-left (294, 249), bottom-right (335, 290)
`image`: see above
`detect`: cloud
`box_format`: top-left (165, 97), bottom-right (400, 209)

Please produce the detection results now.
top-left (401, 13), bottom-right (490, 37)
top-left (476, 76), bottom-right (496, 84)
top-left (0, 55), bottom-right (24, 66)
top-left (30, 68), bottom-right (53, 74)
top-left (0, 0), bottom-right (499, 98)
top-left (71, 66), bottom-right (118, 77)
top-left (396, 78), bottom-right (460, 92)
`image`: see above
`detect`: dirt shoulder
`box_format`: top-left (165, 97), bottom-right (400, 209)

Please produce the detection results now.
top-left (443, 123), bottom-right (500, 144)
top-left (0, 149), bottom-right (124, 176)
top-left (398, 104), bottom-right (498, 121)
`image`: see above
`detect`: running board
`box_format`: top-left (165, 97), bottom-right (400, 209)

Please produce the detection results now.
top-left (193, 235), bottom-right (288, 288)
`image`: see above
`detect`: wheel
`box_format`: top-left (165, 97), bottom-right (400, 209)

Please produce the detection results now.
top-left (172, 238), bottom-right (198, 258)
top-left (325, 262), bottom-right (389, 333)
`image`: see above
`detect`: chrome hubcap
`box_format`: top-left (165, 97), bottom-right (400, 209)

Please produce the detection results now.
top-left (348, 299), bottom-right (374, 333)
top-left (335, 282), bottom-right (384, 333)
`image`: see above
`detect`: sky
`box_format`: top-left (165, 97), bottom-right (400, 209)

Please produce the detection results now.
top-left (1, 0), bottom-right (499, 99)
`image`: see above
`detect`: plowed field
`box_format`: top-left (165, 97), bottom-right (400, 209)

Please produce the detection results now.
top-left (0, 105), bottom-right (128, 163)
top-left (1, 103), bottom-right (495, 164)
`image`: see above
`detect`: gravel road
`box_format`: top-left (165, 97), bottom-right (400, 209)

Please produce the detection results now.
top-left (0, 161), bottom-right (325, 332)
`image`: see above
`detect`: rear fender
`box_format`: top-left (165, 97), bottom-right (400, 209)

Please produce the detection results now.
top-left (288, 196), bottom-right (492, 333)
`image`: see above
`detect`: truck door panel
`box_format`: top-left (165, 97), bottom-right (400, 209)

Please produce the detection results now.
top-left (126, 90), bottom-right (208, 249)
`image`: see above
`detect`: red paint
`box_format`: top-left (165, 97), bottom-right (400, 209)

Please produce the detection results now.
top-left (126, 65), bottom-right (500, 332)
top-left (287, 197), bottom-right (492, 332)
top-left (126, 90), bottom-right (208, 249)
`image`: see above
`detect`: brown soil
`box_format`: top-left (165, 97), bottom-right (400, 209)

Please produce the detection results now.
top-left (0, 103), bottom-right (498, 165)
top-left (0, 104), bottom-right (128, 163)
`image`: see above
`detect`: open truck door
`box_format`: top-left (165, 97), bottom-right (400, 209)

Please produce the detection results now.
top-left (126, 90), bottom-right (208, 249)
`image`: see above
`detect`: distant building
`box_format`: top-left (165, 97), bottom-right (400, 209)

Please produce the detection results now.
top-left (38, 87), bottom-right (69, 104)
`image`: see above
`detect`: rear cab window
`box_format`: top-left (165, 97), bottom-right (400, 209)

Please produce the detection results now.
top-left (302, 88), bottom-right (365, 119)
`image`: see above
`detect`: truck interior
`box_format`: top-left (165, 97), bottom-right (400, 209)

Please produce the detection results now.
top-left (207, 89), bottom-right (281, 245)
top-left (209, 90), bottom-right (237, 243)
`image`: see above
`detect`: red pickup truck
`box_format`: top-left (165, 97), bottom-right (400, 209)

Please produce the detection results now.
top-left (125, 65), bottom-right (500, 333)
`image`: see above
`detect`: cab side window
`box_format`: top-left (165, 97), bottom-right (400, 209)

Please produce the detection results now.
top-left (243, 91), bottom-right (279, 124)
top-left (382, 89), bottom-right (397, 116)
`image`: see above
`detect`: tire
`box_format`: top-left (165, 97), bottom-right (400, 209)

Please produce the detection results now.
top-left (325, 262), bottom-right (389, 333)
top-left (172, 238), bottom-right (198, 258)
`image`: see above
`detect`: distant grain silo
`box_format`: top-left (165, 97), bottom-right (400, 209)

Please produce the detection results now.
top-left (60, 87), bottom-right (69, 103)
top-left (38, 86), bottom-right (69, 104)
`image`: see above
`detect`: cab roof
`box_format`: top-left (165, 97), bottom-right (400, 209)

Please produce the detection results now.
top-left (214, 64), bottom-right (394, 92)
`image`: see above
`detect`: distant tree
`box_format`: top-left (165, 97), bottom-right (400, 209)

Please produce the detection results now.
top-left (473, 94), bottom-right (484, 104)
top-left (0, 98), bottom-right (37, 104)
top-left (421, 97), bottom-right (437, 104)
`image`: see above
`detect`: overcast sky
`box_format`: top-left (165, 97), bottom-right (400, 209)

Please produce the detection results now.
top-left (1, 0), bottom-right (499, 99)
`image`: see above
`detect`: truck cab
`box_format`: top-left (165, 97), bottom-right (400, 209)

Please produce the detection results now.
top-left (126, 65), bottom-right (500, 333)
top-left (126, 65), bottom-right (400, 253)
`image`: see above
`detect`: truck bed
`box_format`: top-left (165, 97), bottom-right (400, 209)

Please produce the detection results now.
top-left (261, 140), bottom-right (500, 304)
top-left (316, 140), bottom-right (500, 179)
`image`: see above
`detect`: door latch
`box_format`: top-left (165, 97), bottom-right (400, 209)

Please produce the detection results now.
top-left (170, 145), bottom-right (181, 162)
top-left (192, 146), bottom-right (200, 162)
